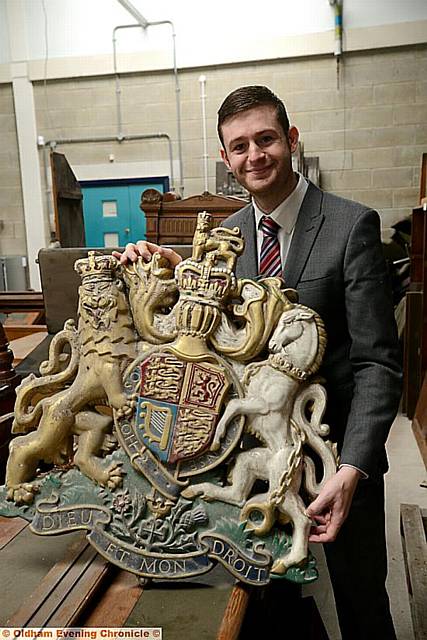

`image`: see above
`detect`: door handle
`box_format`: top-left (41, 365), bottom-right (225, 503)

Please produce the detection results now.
top-left (125, 228), bottom-right (130, 234)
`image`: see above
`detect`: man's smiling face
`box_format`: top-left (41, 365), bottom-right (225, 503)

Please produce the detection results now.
top-left (220, 104), bottom-right (299, 212)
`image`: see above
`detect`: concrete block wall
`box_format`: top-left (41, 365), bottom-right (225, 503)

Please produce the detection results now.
top-left (34, 71), bottom-right (179, 162)
top-left (0, 84), bottom-right (26, 256)
top-left (3, 43), bottom-right (427, 256)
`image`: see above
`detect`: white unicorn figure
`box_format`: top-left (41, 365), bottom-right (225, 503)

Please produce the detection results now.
top-left (183, 305), bottom-right (338, 574)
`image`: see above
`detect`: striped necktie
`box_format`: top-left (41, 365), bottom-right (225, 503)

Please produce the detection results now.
top-left (259, 216), bottom-right (282, 278)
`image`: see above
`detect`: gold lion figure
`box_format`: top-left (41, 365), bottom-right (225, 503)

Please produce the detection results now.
top-left (6, 253), bottom-right (141, 504)
top-left (7, 250), bottom-right (179, 505)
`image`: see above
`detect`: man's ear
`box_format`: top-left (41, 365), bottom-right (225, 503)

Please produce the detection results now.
top-left (220, 148), bottom-right (231, 170)
top-left (288, 126), bottom-right (299, 154)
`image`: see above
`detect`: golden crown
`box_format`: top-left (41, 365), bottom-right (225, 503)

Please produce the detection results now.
top-left (74, 251), bottom-right (118, 280)
top-left (175, 212), bottom-right (244, 307)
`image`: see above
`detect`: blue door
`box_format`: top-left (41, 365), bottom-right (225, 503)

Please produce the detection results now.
top-left (80, 178), bottom-right (168, 248)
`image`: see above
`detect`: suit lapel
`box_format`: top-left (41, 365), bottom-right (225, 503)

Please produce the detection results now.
top-left (233, 203), bottom-right (258, 280)
top-left (284, 182), bottom-right (324, 289)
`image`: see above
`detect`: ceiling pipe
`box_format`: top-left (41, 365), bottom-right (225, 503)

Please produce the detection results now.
top-left (114, 1), bottom-right (184, 195)
top-left (112, 24), bottom-right (138, 142)
top-left (116, 0), bottom-right (149, 28)
top-left (329, 0), bottom-right (343, 57)
top-left (199, 75), bottom-right (209, 193)
top-left (43, 133), bottom-right (174, 185)
top-left (329, 0), bottom-right (343, 89)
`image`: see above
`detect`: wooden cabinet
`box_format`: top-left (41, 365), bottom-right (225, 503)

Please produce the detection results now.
top-left (403, 204), bottom-right (427, 418)
top-left (140, 190), bottom-right (248, 245)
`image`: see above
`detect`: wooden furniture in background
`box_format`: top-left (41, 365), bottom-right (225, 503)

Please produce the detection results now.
top-left (0, 291), bottom-right (46, 342)
top-left (3, 323), bottom-right (46, 341)
top-left (141, 190), bottom-right (248, 245)
top-left (419, 152), bottom-right (427, 205)
top-left (402, 154), bottom-right (427, 418)
top-left (10, 332), bottom-right (48, 366)
top-left (400, 504), bottom-right (427, 640)
top-left (51, 151), bottom-right (85, 247)
top-left (0, 321), bottom-right (21, 483)
top-left (0, 291), bottom-right (45, 314)
top-left (412, 373), bottom-right (427, 471)
top-left (403, 203), bottom-right (427, 418)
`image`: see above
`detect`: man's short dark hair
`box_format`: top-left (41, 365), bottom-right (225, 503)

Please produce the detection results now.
top-left (217, 85), bottom-right (290, 148)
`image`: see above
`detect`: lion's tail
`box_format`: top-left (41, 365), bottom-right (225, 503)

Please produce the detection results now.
top-left (291, 383), bottom-right (338, 498)
top-left (12, 323), bottom-right (79, 433)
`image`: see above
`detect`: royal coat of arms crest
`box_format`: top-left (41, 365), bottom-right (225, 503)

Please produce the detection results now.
top-left (0, 212), bottom-right (338, 586)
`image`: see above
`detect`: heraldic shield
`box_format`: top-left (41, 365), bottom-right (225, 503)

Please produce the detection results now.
top-left (134, 354), bottom-right (231, 465)
top-left (0, 212), bottom-right (338, 587)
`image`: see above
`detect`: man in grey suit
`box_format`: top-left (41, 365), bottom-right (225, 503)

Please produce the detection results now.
top-left (117, 85), bottom-right (402, 639)
top-left (216, 85), bottom-right (402, 640)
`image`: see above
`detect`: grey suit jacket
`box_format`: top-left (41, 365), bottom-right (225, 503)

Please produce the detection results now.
top-left (222, 182), bottom-right (402, 477)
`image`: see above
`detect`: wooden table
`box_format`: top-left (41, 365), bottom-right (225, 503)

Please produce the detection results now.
top-left (10, 331), bottom-right (48, 366)
top-left (0, 515), bottom-right (331, 639)
top-left (0, 516), bottom-right (244, 639)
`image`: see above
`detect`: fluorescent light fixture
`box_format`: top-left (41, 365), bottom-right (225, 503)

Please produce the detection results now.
top-left (116, 0), bottom-right (149, 28)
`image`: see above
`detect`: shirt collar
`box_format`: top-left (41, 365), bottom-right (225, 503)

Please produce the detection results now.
top-left (253, 172), bottom-right (309, 234)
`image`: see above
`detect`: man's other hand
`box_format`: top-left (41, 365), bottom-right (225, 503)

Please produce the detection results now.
top-left (112, 241), bottom-right (182, 267)
top-left (306, 466), bottom-right (361, 543)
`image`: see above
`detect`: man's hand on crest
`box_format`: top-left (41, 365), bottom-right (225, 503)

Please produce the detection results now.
top-left (113, 241), bottom-right (182, 267)
top-left (306, 466), bottom-right (362, 543)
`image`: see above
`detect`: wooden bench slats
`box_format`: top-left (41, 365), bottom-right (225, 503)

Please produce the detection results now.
top-left (8, 538), bottom-right (109, 626)
top-left (30, 543), bottom-right (107, 626)
top-left (0, 515), bottom-right (28, 550)
top-left (3, 516), bottom-right (333, 636)
top-left (48, 550), bottom-right (110, 626)
top-left (400, 503), bottom-right (427, 640)
top-left (79, 568), bottom-right (143, 626)
top-left (8, 537), bottom-right (89, 625)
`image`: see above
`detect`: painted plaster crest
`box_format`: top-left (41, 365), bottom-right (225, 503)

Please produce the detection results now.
top-left (0, 212), bottom-right (338, 585)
